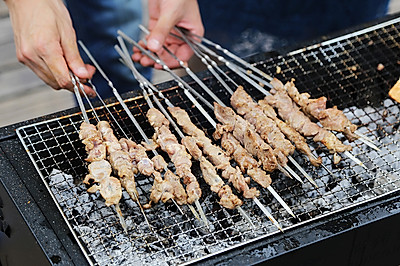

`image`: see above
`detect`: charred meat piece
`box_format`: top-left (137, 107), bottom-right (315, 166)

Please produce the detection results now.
top-left (87, 175), bottom-right (122, 207)
top-left (163, 170), bottom-right (187, 205)
top-left (83, 159), bottom-right (112, 184)
top-left (119, 138), bottom-right (154, 176)
top-left (218, 185), bottom-right (243, 210)
top-left (199, 157), bottom-right (224, 193)
top-left (146, 171), bottom-right (174, 208)
top-left (182, 136), bottom-right (202, 161)
top-left (284, 80), bottom-right (358, 141)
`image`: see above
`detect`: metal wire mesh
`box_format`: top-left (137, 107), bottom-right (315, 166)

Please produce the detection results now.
top-left (17, 17), bottom-right (400, 265)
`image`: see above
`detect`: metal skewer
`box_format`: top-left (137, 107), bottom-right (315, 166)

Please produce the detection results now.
top-left (69, 71), bottom-right (128, 233)
top-left (117, 34), bottom-right (289, 227)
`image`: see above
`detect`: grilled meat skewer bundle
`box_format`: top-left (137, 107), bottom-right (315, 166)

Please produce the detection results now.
top-left (261, 79), bottom-right (352, 162)
top-left (231, 86), bottom-right (322, 167)
top-left (213, 103), bottom-right (279, 173)
top-left (168, 107), bottom-right (260, 199)
top-left (168, 106), bottom-right (294, 219)
top-left (220, 132), bottom-right (272, 188)
top-left (97, 121), bottom-right (188, 208)
top-left (231, 86), bottom-right (295, 165)
top-left (147, 108), bottom-right (202, 204)
top-left (119, 138), bottom-right (188, 207)
top-left (79, 122), bottom-right (123, 207)
top-left (97, 121), bottom-right (140, 202)
top-left (284, 79), bottom-right (358, 141)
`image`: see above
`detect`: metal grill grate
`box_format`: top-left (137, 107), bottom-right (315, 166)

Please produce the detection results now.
top-left (17, 17), bottom-right (400, 265)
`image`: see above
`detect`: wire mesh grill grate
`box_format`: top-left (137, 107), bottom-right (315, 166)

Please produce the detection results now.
top-left (17, 18), bottom-right (400, 265)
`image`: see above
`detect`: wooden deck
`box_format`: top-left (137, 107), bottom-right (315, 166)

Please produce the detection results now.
top-left (1, 1), bottom-right (400, 127)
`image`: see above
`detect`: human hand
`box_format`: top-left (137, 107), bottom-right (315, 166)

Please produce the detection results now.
top-left (5, 0), bottom-right (96, 95)
top-left (131, 0), bottom-right (204, 69)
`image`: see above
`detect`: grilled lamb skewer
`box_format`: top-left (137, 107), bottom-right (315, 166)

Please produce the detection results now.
top-left (136, 30), bottom-right (307, 184)
top-left (257, 100), bottom-right (323, 166)
top-left (231, 86), bottom-right (322, 167)
top-left (167, 107), bottom-right (260, 199)
top-left (152, 105), bottom-right (259, 227)
top-left (98, 121), bottom-right (188, 215)
top-left (78, 120), bottom-right (126, 232)
top-left (286, 79), bottom-right (358, 140)
top-left (79, 123), bottom-right (122, 206)
top-left (97, 121), bottom-right (141, 202)
top-left (261, 78), bottom-right (352, 163)
top-left (119, 137), bottom-right (188, 207)
top-left (190, 144), bottom-right (244, 210)
top-left (284, 80), bottom-right (380, 151)
top-left (146, 108), bottom-right (209, 225)
top-left (180, 33), bottom-right (367, 168)
top-left (147, 108), bottom-right (202, 204)
top-left (114, 38), bottom-right (279, 228)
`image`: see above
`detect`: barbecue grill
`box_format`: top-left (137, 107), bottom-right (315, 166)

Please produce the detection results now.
top-left (1, 14), bottom-right (400, 266)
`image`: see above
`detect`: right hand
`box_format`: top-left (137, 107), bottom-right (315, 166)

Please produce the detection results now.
top-left (5, 0), bottom-right (96, 96)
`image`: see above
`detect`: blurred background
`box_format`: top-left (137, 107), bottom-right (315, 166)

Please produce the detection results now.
top-left (1, 0), bottom-right (400, 127)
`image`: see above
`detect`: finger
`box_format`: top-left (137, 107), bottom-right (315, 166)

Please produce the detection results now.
top-left (147, 10), bottom-right (179, 53)
top-left (131, 51), bottom-right (143, 62)
top-left (140, 56), bottom-right (157, 67)
top-left (158, 43), bottom-right (186, 69)
top-left (174, 44), bottom-right (194, 64)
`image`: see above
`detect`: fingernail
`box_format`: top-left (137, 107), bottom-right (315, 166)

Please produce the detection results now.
top-left (148, 38), bottom-right (161, 51)
top-left (77, 67), bottom-right (89, 76)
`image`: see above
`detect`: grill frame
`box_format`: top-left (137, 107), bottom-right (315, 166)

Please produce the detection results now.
top-left (14, 16), bottom-right (400, 266)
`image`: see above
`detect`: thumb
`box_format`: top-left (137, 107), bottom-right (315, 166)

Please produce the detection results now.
top-left (147, 13), bottom-right (178, 52)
